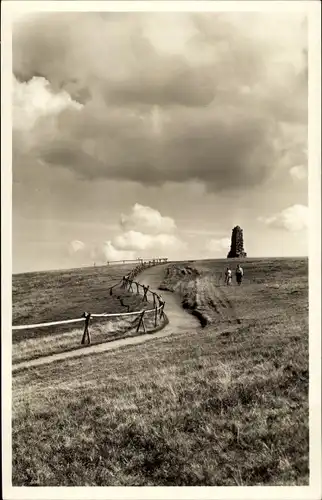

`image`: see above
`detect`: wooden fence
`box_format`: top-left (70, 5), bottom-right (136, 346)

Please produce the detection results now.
top-left (106, 257), bottom-right (168, 265)
top-left (12, 260), bottom-right (167, 346)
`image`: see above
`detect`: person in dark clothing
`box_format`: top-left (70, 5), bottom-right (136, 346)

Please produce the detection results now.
top-left (235, 264), bottom-right (244, 285)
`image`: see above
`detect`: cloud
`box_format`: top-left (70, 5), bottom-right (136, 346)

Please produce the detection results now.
top-left (113, 230), bottom-right (151, 251)
top-left (64, 204), bottom-right (186, 264)
top-left (66, 239), bottom-right (93, 267)
top-left (112, 204), bottom-right (185, 257)
top-left (289, 165), bottom-right (307, 181)
top-left (101, 241), bottom-right (136, 262)
top-left (68, 239), bottom-right (85, 254)
top-left (259, 204), bottom-right (308, 232)
top-left (12, 12), bottom-right (307, 193)
top-left (120, 203), bottom-right (176, 234)
top-left (113, 230), bottom-right (184, 252)
top-left (67, 240), bottom-right (137, 264)
top-left (206, 237), bottom-right (231, 254)
top-left (13, 75), bottom-right (82, 131)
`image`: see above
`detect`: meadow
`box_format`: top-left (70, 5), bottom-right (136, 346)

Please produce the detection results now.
top-left (13, 264), bottom-right (141, 332)
top-left (12, 257), bottom-right (309, 486)
top-left (161, 258), bottom-right (308, 328)
top-left (12, 264), bottom-right (158, 364)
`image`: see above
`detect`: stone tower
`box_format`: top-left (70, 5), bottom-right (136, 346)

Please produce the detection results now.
top-left (227, 226), bottom-right (247, 258)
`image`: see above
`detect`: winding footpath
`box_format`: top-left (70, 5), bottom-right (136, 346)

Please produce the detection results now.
top-left (13, 265), bottom-right (200, 373)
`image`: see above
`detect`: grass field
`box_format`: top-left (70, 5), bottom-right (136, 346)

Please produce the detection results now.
top-left (13, 264), bottom-right (143, 331)
top-left (160, 258), bottom-right (308, 328)
top-left (12, 257), bottom-right (309, 486)
top-left (12, 264), bottom-right (159, 364)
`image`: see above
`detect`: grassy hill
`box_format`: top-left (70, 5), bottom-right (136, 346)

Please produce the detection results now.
top-left (13, 264), bottom-right (142, 332)
top-left (12, 257), bottom-right (309, 486)
top-left (12, 264), bottom-right (157, 364)
top-left (160, 258), bottom-right (308, 327)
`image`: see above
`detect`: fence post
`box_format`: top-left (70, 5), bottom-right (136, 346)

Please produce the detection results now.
top-left (154, 306), bottom-right (158, 327)
top-left (143, 285), bottom-right (149, 302)
top-left (81, 312), bottom-right (91, 345)
top-left (141, 311), bottom-right (146, 333)
top-left (159, 303), bottom-right (165, 320)
top-left (136, 310), bottom-right (146, 333)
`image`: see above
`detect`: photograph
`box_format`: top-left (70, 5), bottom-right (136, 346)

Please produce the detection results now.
top-left (2, 0), bottom-right (321, 498)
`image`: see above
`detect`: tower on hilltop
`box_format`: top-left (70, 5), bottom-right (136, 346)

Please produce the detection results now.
top-left (227, 226), bottom-right (247, 258)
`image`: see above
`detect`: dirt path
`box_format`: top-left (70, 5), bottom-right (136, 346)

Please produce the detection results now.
top-left (196, 275), bottom-right (242, 326)
top-left (13, 265), bottom-right (200, 373)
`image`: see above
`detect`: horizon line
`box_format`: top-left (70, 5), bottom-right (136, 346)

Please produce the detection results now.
top-left (12, 255), bottom-right (309, 276)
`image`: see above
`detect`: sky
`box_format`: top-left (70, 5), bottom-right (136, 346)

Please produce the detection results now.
top-left (12, 10), bottom-right (308, 273)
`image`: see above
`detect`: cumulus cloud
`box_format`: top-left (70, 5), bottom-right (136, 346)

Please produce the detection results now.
top-left (110, 204), bottom-right (185, 259)
top-left (64, 204), bottom-right (186, 264)
top-left (67, 240), bottom-right (136, 264)
top-left (289, 165), bottom-right (307, 181)
top-left (113, 230), bottom-right (152, 251)
top-left (68, 239), bottom-right (85, 254)
top-left (101, 241), bottom-right (136, 262)
top-left (120, 203), bottom-right (176, 235)
top-left (259, 204), bottom-right (308, 232)
top-left (13, 75), bottom-right (82, 131)
top-left (66, 239), bottom-right (94, 267)
top-left (101, 235), bottom-right (185, 262)
top-left (12, 12), bottom-right (307, 193)
top-left (113, 230), bottom-right (184, 251)
top-left (206, 237), bottom-right (231, 254)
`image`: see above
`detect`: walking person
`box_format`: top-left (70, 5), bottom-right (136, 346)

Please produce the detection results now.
top-left (225, 267), bottom-right (232, 286)
top-left (235, 264), bottom-right (244, 285)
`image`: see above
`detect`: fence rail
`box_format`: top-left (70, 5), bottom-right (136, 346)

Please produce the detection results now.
top-left (12, 318), bottom-right (85, 331)
top-left (106, 257), bottom-right (168, 265)
top-left (12, 260), bottom-right (168, 345)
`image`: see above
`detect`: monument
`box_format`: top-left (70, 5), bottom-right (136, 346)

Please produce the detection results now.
top-left (227, 226), bottom-right (247, 258)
